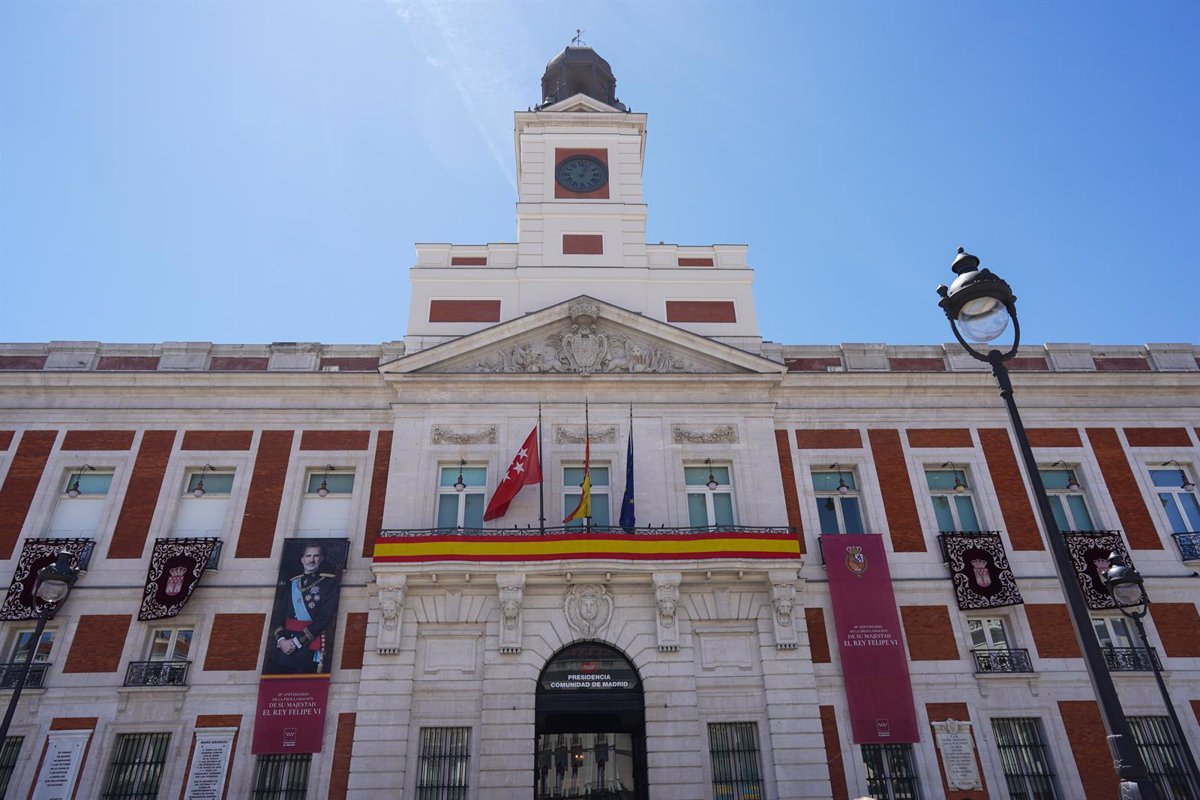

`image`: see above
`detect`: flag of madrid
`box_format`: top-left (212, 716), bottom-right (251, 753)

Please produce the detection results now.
top-left (482, 426), bottom-right (542, 521)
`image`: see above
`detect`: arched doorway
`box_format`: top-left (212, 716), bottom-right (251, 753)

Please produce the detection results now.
top-left (535, 642), bottom-right (647, 800)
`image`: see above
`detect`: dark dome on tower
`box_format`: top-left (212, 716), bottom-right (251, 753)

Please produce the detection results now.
top-left (540, 45), bottom-right (626, 111)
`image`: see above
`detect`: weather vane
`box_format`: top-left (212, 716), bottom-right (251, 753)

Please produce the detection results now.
top-left (571, 29), bottom-right (586, 46)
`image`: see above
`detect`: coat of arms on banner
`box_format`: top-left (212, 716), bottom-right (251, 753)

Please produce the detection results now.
top-left (939, 533), bottom-right (1023, 610)
top-left (1064, 532), bottom-right (1130, 610)
top-left (0, 539), bottom-right (94, 621)
top-left (138, 537), bottom-right (221, 621)
top-left (845, 546), bottom-right (868, 576)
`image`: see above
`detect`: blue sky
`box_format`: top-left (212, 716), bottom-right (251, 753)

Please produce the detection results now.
top-left (2, 1), bottom-right (1196, 347)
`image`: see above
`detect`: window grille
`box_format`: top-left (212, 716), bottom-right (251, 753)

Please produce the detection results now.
top-left (417, 727), bottom-right (471, 800)
top-left (991, 718), bottom-right (1059, 800)
top-left (101, 732), bottom-right (170, 799)
top-left (708, 722), bottom-right (764, 800)
top-left (0, 737), bottom-right (23, 798)
top-left (252, 753), bottom-right (311, 800)
top-left (861, 743), bottom-right (920, 800)
top-left (1129, 716), bottom-right (1200, 800)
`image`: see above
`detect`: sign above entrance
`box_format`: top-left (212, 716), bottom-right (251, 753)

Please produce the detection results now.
top-left (540, 643), bottom-right (640, 692)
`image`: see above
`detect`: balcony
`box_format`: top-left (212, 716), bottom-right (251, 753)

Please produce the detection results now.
top-left (0, 661), bottom-right (50, 689)
top-left (1171, 532), bottom-right (1200, 565)
top-left (972, 648), bottom-right (1034, 674)
top-left (374, 525), bottom-right (798, 564)
top-left (123, 660), bottom-right (190, 687)
top-left (1102, 647), bottom-right (1161, 672)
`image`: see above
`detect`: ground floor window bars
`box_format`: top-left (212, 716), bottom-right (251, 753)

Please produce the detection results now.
top-left (0, 737), bottom-right (23, 798)
top-left (417, 726), bottom-right (471, 800)
top-left (101, 732), bottom-right (170, 799)
top-left (252, 753), bottom-right (311, 800)
top-left (1129, 716), bottom-right (1200, 800)
top-left (861, 743), bottom-right (920, 800)
top-left (707, 722), bottom-right (764, 800)
top-left (991, 717), bottom-right (1059, 800)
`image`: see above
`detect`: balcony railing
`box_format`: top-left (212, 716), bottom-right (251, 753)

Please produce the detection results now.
top-left (123, 660), bottom-right (190, 687)
top-left (1102, 647), bottom-right (1161, 672)
top-left (972, 648), bottom-right (1034, 674)
top-left (1171, 532), bottom-right (1200, 564)
top-left (0, 661), bottom-right (50, 689)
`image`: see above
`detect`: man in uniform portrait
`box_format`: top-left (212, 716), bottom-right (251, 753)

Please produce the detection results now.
top-left (267, 542), bottom-right (341, 674)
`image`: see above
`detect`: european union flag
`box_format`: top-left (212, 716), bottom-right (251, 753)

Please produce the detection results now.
top-left (619, 426), bottom-right (635, 532)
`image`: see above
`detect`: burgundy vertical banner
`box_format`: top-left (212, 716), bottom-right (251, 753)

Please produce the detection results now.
top-left (824, 534), bottom-right (919, 743)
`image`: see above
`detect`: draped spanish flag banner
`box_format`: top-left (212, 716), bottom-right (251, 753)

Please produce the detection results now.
top-left (563, 436), bottom-right (591, 523)
top-left (824, 533), bottom-right (919, 743)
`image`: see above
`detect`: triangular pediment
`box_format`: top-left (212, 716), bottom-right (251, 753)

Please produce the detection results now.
top-left (383, 297), bottom-right (784, 376)
top-left (541, 93), bottom-right (622, 114)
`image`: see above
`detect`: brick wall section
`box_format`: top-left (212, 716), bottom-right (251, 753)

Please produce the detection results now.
top-left (979, 428), bottom-right (1044, 551)
top-left (804, 607), bottom-right (831, 663)
top-left (1095, 357), bottom-right (1150, 371)
top-left (1123, 427), bottom-right (1192, 447)
top-left (428, 300), bottom-right (501, 323)
top-left (61, 430), bottom-right (135, 451)
top-left (1027, 428), bottom-right (1082, 448)
top-left (784, 357), bottom-right (843, 372)
top-left (818, 707), bottom-right (848, 800)
top-left (795, 429), bottom-right (862, 449)
top-left (208, 356), bottom-right (269, 371)
top-left (553, 148), bottom-right (609, 199)
top-left (868, 429), bottom-right (926, 552)
top-left (926, 702), bottom-right (989, 798)
top-left (1150, 603), bottom-right (1200, 657)
top-left (319, 357), bottom-right (380, 371)
top-left (108, 430), bottom-right (177, 559)
top-left (300, 430), bottom-right (370, 451)
top-left (340, 613), bottom-right (368, 670)
top-left (773, 430), bottom-right (804, 554)
top-left (1025, 603), bottom-right (1080, 658)
top-left (1008, 357), bottom-right (1050, 371)
top-left (0, 355), bottom-right (48, 370)
top-left (887, 357), bottom-right (945, 372)
top-left (203, 614), bottom-right (267, 670)
top-left (329, 712), bottom-right (358, 800)
top-left (450, 256), bottom-right (487, 265)
top-left (0, 430), bottom-right (56, 558)
top-left (235, 431), bottom-right (294, 559)
top-left (677, 257), bottom-right (713, 266)
top-left (63, 614), bottom-right (131, 672)
top-left (196, 715), bottom-right (242, 727)
top-left (181, 430), bottom-right (254, 451)
top-left (1085, 428), bottom-right (1162, 549)
top-left (1193, 700), bottom-right (1200, 726)
top-left (0, 431), bottom-right (10, 450)
top-left (899, 606), bottom-right (959, 660)
top-left (363, 431), bottom-right (393, 558)
top-left (50, 717), bottom-right (98, 730)
top-left (1059, 700), bottom-right (1117, 799)
top-left (664, 300), bottom-right (737, 323)
top-left (97, 356), bottom-right (160, 370)
top-left (906, 428), bottom-right (972, 448)
top-left (562, 234), bottom-right (604, 255)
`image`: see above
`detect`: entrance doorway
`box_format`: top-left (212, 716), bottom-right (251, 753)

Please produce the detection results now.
top-left (535, 642), bottom-right (647, 800)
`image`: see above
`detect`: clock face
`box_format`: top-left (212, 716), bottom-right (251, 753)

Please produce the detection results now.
top-left (555, 155), bottom-right (608, 193)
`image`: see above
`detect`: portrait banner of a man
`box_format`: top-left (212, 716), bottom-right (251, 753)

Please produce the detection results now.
top-left (252, 537), bottom-right (349, 755)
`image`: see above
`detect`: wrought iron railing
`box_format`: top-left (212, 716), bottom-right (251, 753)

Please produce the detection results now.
top-left (0, 661), bottom-right (50, 689)
top-left (206, 539), bottom-right (224, 571)
top-left (972, 648), bottom-right (1034, 674)
top-left (123, 660), bottom-right (190, 687)
top-left (1102, 647), bottom-right (1161, 672)
top-left (378, 525), bottom-right (795, 538)
top-left (1171, 532), bottom-right (1200, 563)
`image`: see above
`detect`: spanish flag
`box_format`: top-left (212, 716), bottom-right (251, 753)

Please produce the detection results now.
top-left (562, 437), bottom-right (591, 523)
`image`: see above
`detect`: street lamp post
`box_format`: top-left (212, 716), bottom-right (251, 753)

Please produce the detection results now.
top-left (938, 248), bottom-right (1159, 799)
top-left (1105, 553), bottom-right (1200, 796)
top-left (0, 552), bottom-right (80, 744)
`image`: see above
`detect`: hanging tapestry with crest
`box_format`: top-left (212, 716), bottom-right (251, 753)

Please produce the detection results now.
top-left (1064, 532), bottom-right (1131, 610)
top-left (0, 538), bottom-right (95, 621)
top-left (138, 537), bottom-right (221, 621)
top-left (940, 532), bottom-right (1024, 610)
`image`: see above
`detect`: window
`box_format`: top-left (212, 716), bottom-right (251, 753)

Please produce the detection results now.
top-left (9, 628), bottom-right (54, 663)
top-left (925, 467), bottom-right (980, 532)
top-left (685, 464), bottom-right (734, 527)
top-left (861, 743), bottom-right (920, 799)
top-left (101, 732), bottom-right (170, 799)
top-left (967, 617), bottom-right (1011, 651)
top-left (417, 726), bottom-right (470, 800)
top-left (149, 627), bottom-right (192, 661)
top-left (1039, 466), bottom-right (1094, 531)
top-left (564, 464), bottom-right (609, 526)
top-left (812, 467), bottom-right (864, 534)
top-left (0, 737), bottom-right (22, 798)
top-left (1129, 716), bottom-right (1200, 800)
top-left (2, 628), bottom-right (54, 689)
top-left (126, 627), bottom-right (193, 687)
top-left (252, 753), bottom-right (310, 800)
top-left (174, 468), bottom-right (235, 539)
top-left (1150, 467), bottom-right (1200, 534)
top-left (436, 465), bottom-right (486, 529)
top-left (48, 467), bottom-right (114, 537)
top-left (186, 468), bottom-right (234, 496)
top-left (991, 718), bottom-right (1059, 800)
top-left (296, 468), bottom-right (356, 537)
top-left (708, 722), bottom-right (764, 800)
top-left (1091, 616), bottom-right (1135, 649)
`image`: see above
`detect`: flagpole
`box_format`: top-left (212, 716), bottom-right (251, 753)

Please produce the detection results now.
top-left (538, 404), bottom-right (545, 535)
top-left (584, 398), bottom-right (590, 533)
